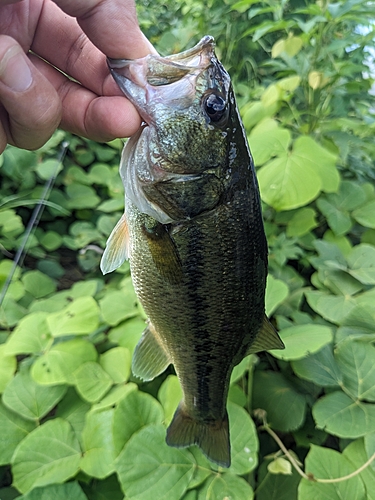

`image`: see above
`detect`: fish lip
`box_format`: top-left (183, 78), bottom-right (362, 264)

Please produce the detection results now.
top-left (106, 36), bottom-right (218, 125)
top-left (107, 35), bottom-right (215, 70)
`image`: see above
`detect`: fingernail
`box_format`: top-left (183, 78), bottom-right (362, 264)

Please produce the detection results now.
top-left (0, 45), bottom-right (32, 92)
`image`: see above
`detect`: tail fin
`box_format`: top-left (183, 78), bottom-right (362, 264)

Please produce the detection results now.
top-left (166, 403), bottom-right (231, 468)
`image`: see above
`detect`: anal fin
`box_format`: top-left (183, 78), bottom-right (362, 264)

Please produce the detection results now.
top-left (132, 323), bottom-right (171, 381)
top-left (166, 403), bottom-right (230, 468)
top-left (247, 315), bottom-right (285, 354)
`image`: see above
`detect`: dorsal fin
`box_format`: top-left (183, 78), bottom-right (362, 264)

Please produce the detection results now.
top-left (247, 315), bottom-right (285, 354)
top-left (100, 213), bottom-right (130, 275)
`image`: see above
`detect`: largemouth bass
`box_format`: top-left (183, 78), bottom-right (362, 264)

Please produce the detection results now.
top-left (101, 36), bottom-right (284, 468)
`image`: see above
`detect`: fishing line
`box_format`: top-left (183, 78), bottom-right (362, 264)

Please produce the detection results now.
top-left (0, 140), bottom-right (69, 308)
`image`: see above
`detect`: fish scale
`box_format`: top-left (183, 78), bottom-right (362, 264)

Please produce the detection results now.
top-left (101, 36), bottom-right (284, 467)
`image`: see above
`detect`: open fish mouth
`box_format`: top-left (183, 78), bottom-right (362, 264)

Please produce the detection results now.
top-left (106, 36), bottom-right (226, 125)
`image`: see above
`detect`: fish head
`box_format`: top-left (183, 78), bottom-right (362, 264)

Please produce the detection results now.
top-left (109, 36), bottom-right (237, 223)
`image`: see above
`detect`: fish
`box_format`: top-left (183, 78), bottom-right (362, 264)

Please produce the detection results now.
top-left (100, 36), bottom-right (284, 468)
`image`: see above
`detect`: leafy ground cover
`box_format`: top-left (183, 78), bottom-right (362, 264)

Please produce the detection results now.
top-left (0, 1), bottom-right (375, 499)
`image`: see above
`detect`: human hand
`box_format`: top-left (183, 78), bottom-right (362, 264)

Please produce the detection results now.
top-left (0, 0), bottom-right (154, 153)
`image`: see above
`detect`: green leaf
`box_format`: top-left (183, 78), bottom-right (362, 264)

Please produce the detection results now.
top-left (40, 231), bottom-right (63, 251)
top-left (305, 289), bottom-right (357, 324)
top-left (11, 418), bottom-right (81, 494)
top-left (335, 340), bottom-right (375, 401)
top-left (286, 207), bottom-right (318, 237)
top-left (256, 460), bottom-right (300, 500)
top-left (228, 402), bottom-right (258, 475)
top-left (343, 439), bottom-right (375, 500)
top-left (258, 136), bottom-right (338, 210)
top-left (270, 324), bottom-right (333, 361)
top-left (249, 126), bottom-right (291, 166)
top-left (31, 338), bottom-right (97, 385)
top-left (46, 296), bottom-right (100, 337)
top-left (313, 391), bottom-right (375, 438)
top-left (80, 474), bottom-right (123, 500)
top-left (55, 388), bottom-right (90, 445)
top-left (316, 198), bottom-right (352, 236)
top-left (0, 401), bottom-right (36, 465)
top-left (65, 183), bottom-right (100, 209)
top-left (197, 473), bottom-right (254, 500)
top-left (22, 270), bottom-right (56, 299)
top-left (108, 317), bottom-right (145, 356)
top-left (80, 409), bottom-right (116, 478)
top-left (99, 347), bottom-right (131, 384)
top-left (158, 375), bottom-right (183, 426)
top-left (291, 345), bottom-right (343, 387)
top-left (298, 445), bottom-right (366, 500)
top-left (267, 457), bottom-right (292, 475)
top-left (73, 362), bottom-right (113, 403)
top-left (113, 388), bottom-right (164, 455)
top-left (19, 482), bottom-right (88, 500)
top-left (353, 200), bottom-right (375, 229)
top-left (347, 244), bottom-right (375, 284)
top-left (115, 424), bottom-right (195, 500)
top-left (253, 371), bottom-right (306, 432)
top-left (2, 369), bottom-right (67, 421)
top-left (0, 344), bottom-right (16, 393)
top-left (4, 312), bottom-right (52, 356)
top-left (265, 275), bottom-right (289, 316)
top-left (99, 289), bottom-right (138, 327)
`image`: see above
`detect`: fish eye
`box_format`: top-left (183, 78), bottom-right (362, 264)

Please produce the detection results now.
top-left (203, 93), bottom-right (228, 124)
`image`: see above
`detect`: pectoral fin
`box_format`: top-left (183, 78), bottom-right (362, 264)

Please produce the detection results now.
top-left (132, 323), bottom-right (171, 381)
top-left (142, 219), bottom-right (184, 285)
top-left (247, 315), bottom-right (285, 354)
top-left (100, 213), bottom-right (130, 275)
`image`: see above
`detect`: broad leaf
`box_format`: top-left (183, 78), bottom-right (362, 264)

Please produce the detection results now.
top-left (4, 312), bottom-right (52, 356)
top-left (113, 388), bottom-right (164, 455)
top-left (115, 424), bottom-right (195, 500)
top-left (12, 418), bottom-right (81, 494)
top-left (0, 401), bottom-right (36, 465)
top-left (298, 445), bottom-right (366, 500)
top-left (80, 409), bottom-right (116, 478)
top-left (158, 375), bottom-right (183, 426)
top-left (228, 402), bottom-right (258, 475)
top-left (31, 338), bottom-right (97, 385)
top-left (335, 340), bottom-right (375, 401)
top-left (100, 347), bottom-right (131, 384)
top-left (73, 362), bottom-right (113, 403)
top-left (291, 345), bottom-right (343, 387)
top-left (253, 371), bottom-right (306, 432)
top-left (270, 324), bottom-right (333, 361)
top-left (3, 369), bottom-right (67, 421)
top-left (313, 391), bottom-right (375, 438)
top-left (197, 473), bottom-right (254, 500)
top-left (347, 244), bottom-right (375, 284)
top-left (0, 344), bottom-right (16, 392)
top-left (344, 439), bottom-right (375, 500)
top-left (47, 296), bottom-right (100, 337)
top-left (265, 275), bottom-right (289, 316)
top-left (19, 482), bottom-right (88, 500)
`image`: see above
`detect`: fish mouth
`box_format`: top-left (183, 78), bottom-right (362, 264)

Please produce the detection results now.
top-left (107, 36), bottom-right (218, 124)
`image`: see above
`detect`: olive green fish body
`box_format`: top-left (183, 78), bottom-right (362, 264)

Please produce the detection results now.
top-left (101, 36), bottom-right (284, 468)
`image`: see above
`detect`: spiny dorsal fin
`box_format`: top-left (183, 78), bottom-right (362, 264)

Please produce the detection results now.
top-left (132, 322), bottom-right (171, 381)
top-left (247, 315), bottom-right (285, 354)
top-left (100, 213), bottom-right (130, 275)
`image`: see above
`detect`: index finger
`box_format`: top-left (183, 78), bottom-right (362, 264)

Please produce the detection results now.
top-left (52, 0), bottom-right (155, 59)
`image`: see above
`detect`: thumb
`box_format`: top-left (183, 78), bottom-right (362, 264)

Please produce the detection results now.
top-left (0, 35), bottom-right (61, 152)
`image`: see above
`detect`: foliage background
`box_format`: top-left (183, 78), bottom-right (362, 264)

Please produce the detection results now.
top-left (0, 0), bottom-right (375, 498)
